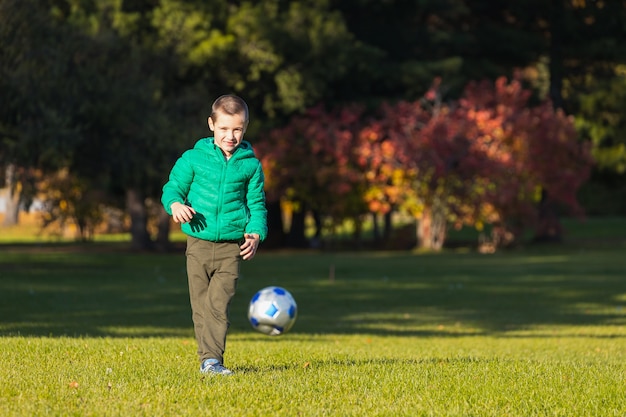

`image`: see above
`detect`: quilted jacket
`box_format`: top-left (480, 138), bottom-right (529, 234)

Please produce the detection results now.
top-left (161, 137), bottom-right (267, 242)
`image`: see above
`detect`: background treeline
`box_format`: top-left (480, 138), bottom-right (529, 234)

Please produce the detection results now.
top-left (1, 0), bottom-right (625, 251)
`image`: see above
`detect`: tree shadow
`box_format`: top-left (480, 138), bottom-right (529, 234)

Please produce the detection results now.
top-left (232, 356), bottom-right (503, 375)
top-left (1, 246), bottom-right (625, 338)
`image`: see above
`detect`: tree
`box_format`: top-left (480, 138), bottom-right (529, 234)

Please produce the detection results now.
top-left (258, 75), bottom-right (592, 250)
top-left (0, 0), bottom-right (81, 226)
top-left (2, 0), bottom-right (619, 247)
top-left (221, 0), bottom-right (381, 125)
top-left (364, 77), bottom-right (592, 249)
top-left (572, 66), bottom-right (626, 215)
top-left (64, 3), bottom-right (174, 249)
top-left (0, 0), bottom-right (184, 247)
top-left (256, 104), bottom-right (371, 247)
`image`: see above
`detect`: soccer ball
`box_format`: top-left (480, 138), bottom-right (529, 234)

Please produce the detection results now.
top-left (248, 286), bottom-right (297, 336)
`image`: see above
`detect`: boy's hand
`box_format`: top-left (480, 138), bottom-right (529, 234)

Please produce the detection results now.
top-left (240, 234), bottom-right (260, 260)
top-left (170, 202), bottom-right (196, 223)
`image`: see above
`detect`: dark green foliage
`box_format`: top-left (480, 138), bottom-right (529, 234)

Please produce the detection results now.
top-left (0, 0), bottom-right (82, 170)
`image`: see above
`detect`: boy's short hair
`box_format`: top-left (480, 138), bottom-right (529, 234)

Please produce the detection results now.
top-left (211, 95), bottom-right (249, 123)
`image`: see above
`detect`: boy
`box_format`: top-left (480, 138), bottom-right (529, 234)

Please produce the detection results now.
top-left (161, 94), bottom-right (267, 375)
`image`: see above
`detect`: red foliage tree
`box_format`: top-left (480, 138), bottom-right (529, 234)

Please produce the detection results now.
top-left (256, 104), bottom-right (371, 244)
top-left (362, 76), bottom-right (592, 249)
top-left (460, 77), bottom-right (593, 246)
top-left (259, 76), bottom-right (593, 250)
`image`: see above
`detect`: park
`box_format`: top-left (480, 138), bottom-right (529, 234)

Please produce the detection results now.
top-left (2, 1), bottom-right (626, 416)
top-left (1, 217), bottom-right (624, 416)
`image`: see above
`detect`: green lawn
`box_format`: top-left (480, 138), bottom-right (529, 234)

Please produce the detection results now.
top-left (0, 225), bottom-right (625, 416)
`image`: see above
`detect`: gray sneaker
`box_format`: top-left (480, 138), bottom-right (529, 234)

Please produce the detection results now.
top-left (200, 359), bottom-right (234, 376)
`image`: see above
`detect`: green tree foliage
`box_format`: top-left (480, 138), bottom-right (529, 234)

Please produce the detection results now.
top-left (224, 0), bottom-right (379, 121)
top-left (55, 0), bottom-right (184, 248)
top-left (559, 1), bottom-right (626, 215)
top-left (0, 0), bottom-right (177, 245)
top-left (575, 67), bottom-right (626, 175)
top-left (0, 0), bottom-right (84, 225)
top-left (331, 0), bottom-right (550, 101)
top-left (573, 66), bottom-right (626, 215)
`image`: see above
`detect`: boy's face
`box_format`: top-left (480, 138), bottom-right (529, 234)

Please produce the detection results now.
top-left (208, 111), bottom-right (247, 157)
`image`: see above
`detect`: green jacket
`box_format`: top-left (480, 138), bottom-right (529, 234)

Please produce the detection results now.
top-left (161, 137), bottom-right (267, 242)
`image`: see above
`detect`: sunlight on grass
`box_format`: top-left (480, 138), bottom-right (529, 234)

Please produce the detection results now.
top-left (0, 333), bottom-right (624, 417)
top-left (0, 213), bottom-right (189, 244)
top-left (3, 214), bottom-right (626, 246)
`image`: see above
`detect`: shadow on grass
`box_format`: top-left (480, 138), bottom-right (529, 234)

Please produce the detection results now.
top-left (233, 356), bottom-right (503, 375)
top-left (1, 244), bottom-right (625, 338)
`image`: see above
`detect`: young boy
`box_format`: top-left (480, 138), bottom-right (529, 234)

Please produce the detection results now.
top-left (161, 95), bottom-right (267, 375)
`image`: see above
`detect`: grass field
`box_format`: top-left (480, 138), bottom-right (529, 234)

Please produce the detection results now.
top-left (1, 218), bottom-right (625, 416)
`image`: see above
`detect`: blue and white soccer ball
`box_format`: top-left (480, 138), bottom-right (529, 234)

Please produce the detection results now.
top-left (248, 286), bottom-right (297, 336)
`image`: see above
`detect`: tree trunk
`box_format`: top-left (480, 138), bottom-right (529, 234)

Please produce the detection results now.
top-left (263, 199), bottom-right (285, 248)
top-left (533, 0), bottom-right (565, 243)
top-left (126, 188), bottom-right (152, 250)
top-left (416, 205), bottom-right (447, 251)
top-left (371, 212), bottom-right (380, 243)
top-left (533, 190), bottom-right (562, 243)
top-left (287, 203), bottom-right (308, 248)
top-left (383, 211), bottom-right (393, 241)
top-left (155, 205), bottom-right (171, 252)
top-left (2, 163), bottom-right (20, 226)
top-left (310, 209), bottom-right (322, 249)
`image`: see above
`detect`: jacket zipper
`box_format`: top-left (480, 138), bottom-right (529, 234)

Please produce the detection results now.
top-left (215, 155), bottom-right (229, 241)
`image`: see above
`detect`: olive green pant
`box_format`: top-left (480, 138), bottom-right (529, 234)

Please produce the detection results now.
top-left (185, 236), bottom-right (241, 365)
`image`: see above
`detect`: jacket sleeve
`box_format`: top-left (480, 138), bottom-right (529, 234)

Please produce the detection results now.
top-left (245, 160), bottom-right (268, 241)
top-left (161, 151), bottom-right (194, 215)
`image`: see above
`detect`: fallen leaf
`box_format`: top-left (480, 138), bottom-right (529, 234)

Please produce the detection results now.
top-left (303, 362), bottom-right (311, 369)
top-left (69, 381), bottom-right (79, 389)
